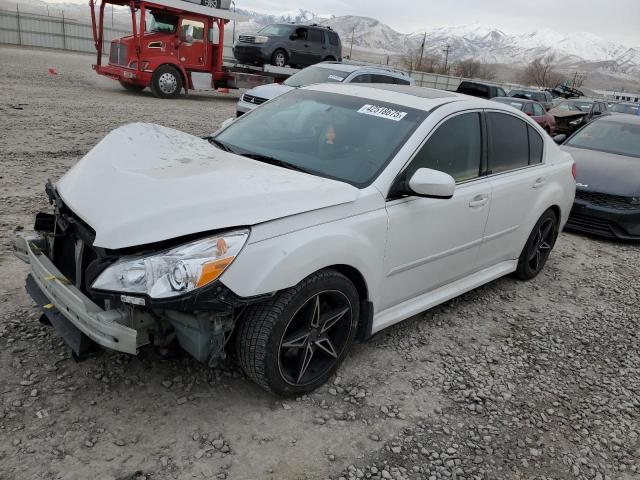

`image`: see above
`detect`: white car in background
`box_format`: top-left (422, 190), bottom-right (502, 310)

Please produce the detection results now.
top-left (235, 62), bottom-right (414, 116)
top-left (15, 84), bottom-right (575, 396)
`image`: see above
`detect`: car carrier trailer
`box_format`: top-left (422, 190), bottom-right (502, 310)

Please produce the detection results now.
top-left (89, 0), bottom-right (298, 98)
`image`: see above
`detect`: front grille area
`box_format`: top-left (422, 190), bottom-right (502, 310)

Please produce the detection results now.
top-left (566, 213), bottom-right (616, 237)
top-left (242, 94), bottom-right (267, 105)
top-left (238, 35), bottom-right (256, 44)
top-left (109, 42), bottom-right (128, 66)
top-left (575, 190), bottom-right (638, 210)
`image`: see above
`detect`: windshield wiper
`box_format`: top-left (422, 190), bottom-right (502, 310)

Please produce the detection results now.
top-left (238, 153), bottom-right (309, 173)
top-left (209, 138), bottom-right (235, 153)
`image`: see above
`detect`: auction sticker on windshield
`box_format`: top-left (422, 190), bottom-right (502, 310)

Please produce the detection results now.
top-left (358, 104), bottom-right (408, 121)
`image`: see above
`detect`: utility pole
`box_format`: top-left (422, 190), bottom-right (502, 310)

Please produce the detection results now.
top-left (443, 44), bottom-right (451, 74)
top-left (417, 32), bottom-right (426, 71)
top-left (349, 27), bottom-right (355, 60)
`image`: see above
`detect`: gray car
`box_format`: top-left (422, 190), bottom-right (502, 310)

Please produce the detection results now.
top-left (233, 23), bottom-right (342, 68)
top-left (236, 62), bottom-right (414, 116)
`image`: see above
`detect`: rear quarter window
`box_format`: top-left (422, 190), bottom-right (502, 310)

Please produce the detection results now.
top-left (528, 125), bottom-right (544, 164)
top-left (328, 32), bottom-right (340, 46)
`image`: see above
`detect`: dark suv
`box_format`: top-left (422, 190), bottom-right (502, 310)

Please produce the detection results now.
top-left (456, 80), bottom-right (507, 99)
top-left (509, 88), bottom-right (554, 111)
top-left (233, 23), bottom-right (342, 68)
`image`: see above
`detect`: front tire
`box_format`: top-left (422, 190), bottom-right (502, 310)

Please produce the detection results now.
top-left (236, 270), bottom-right (359, 396)
top-left (151, 65), bottom-right (183, 99)
top-left (271, 49), bottom-right (288, 68)
top-left (515, 209), bottom-right (558, 280)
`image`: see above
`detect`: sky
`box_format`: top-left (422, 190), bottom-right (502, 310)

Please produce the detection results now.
top-left (238, 0), bottom-right (640, 46)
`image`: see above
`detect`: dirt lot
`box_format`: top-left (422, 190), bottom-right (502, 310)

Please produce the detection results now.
top-left (1, 46), bottom-right (639, 480)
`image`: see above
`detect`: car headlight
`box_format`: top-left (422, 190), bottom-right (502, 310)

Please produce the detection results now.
top-left (92, 230), bottom-right (249, 299)
top-left (253, 35), bottom-right (269, 44)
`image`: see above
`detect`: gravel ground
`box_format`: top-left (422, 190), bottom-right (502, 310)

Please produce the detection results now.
top-left (1, 46), bottom-right (639, 480)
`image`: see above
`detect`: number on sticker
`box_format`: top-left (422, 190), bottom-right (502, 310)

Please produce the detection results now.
top-left (357, 104), bottom-right (408, 121)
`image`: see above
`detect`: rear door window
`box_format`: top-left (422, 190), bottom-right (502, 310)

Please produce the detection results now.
top-left (309, 29), bottom-right (324, 43)
top-left (370, 74), bottom-right (399, 84)
top-left (404, 112), bottom-right (483, 183)
top-left (533, 103), bottom-right (545, 116)
top-left (486, 112), bottom-right (530, 173)
top-left (522, 103), bottom-right (534, 115)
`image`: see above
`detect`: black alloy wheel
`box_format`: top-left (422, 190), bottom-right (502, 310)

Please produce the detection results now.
top-left (515, 210), bottom-right (558, 280)
top-left (278, 290), bottom-right (352, 386)
top-left (236, 270), bottom-right (360, 396)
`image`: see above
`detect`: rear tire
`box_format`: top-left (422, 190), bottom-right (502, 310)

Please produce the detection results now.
top-left (151, 65), bottom-right (183, 99)
top-left (323, 56), bottom-right (336, 62)
top-left (271, 49), bottom-right (288, 68)
top-left (119, 81), bottom-right (145, 93)
top-left (515, 209), bottom-right (558, 280)
top-left (235, 270), bottom-right (359, 396)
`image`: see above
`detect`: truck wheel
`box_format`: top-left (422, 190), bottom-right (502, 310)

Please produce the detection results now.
top-left (119, 81), bottom-right (145, 93)
top-left (202, 0), bottom-right (218, 7)
top-left (236, 270), bottom-right (359, 396)
top-left (515, 209), bottom-right (558, 280)
top-left (323, 56), bottom-right (336, 62)
top-left (271, 49), bottom-right (288, 68)
top-left (151, 65), bottom-right (182, 99)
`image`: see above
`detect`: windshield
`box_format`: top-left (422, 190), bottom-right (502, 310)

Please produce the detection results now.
top-left (258, 24), bottom-right (292, 36)
top-left (510, 90), bottom-right (546, 102)
top-left (146, 11), bottom-right (178, 33)
top-left (611, 103), bottom-right (640, 115)
top-left (214, 89), bottom-right (426, 186)
top-left (566, 120), bottom-right (640, 158)
top-left (501, 99), bottom-right (525, 111)
top-left (284, 67), bottom-right (349, 87)
top-left (557, 100), bottom-right (592, 112)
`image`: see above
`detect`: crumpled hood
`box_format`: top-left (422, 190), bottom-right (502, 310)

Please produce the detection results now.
top-left (57, 123), bottom-right (359, 249)
top-left (246, 83), bottom-right (295, 101)
top-left (549, 108), bottom-right (588, 119)
top-left (561, 145), bottom-right (640, 197)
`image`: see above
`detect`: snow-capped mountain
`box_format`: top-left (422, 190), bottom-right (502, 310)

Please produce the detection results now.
top-left (314, 17), bottom-right (640, 74)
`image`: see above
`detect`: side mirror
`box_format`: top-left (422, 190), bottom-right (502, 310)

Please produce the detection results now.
top-left (553, 134), bottom-right (567, 144)
top-left (183, 24), bottom-right (194, 44)
top-left (405, 168), bottom-right (455, 199)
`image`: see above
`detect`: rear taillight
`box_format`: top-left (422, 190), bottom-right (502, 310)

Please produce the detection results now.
top-left (571, 161), bottom-right (577, 180)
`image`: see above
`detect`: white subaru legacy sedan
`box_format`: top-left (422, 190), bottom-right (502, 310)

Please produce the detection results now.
top-left (15, 84), bottom-right (576, 396)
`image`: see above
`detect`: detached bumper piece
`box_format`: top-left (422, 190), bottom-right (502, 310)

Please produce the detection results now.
top-left (566, 195), bottom-right (640, 240)
top-left (26, 275), bottom-right (96, 358)
top-left (15, 234), bottom-right (140, 355)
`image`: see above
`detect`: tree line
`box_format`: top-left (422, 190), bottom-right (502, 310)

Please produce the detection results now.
top-left (402, 45), bottom-right (586, 89)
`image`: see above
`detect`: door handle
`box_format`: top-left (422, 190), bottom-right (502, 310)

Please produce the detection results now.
top-left (533, 177), bottom-right (546, 189)
top-left (469, 195), bottom-right (488, 208)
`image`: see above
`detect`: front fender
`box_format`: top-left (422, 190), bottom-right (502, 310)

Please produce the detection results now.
top-left (220, 208), bottom-right (388, 307)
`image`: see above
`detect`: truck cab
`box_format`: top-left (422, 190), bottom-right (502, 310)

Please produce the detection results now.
top-left (90, 0), bottom-right (244, 98)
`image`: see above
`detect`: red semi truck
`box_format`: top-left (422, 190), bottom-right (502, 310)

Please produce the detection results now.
top-left (89, 0), bottom-right (287, 98)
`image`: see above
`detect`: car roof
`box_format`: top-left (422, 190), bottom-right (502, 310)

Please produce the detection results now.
top-left (593, 113), bottom-right (640, 125)
top-left (304, 83), bottom-right (510, 112)
top-left (494, 97), bottom-right (539, 104)
top-left (459, 80), bottom-right (503, 88)
top-left (313, 62), bottom-right (409, 77)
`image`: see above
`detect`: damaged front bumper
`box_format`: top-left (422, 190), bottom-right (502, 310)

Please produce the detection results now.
top-left (14, 234), bottom-right (140, 355)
